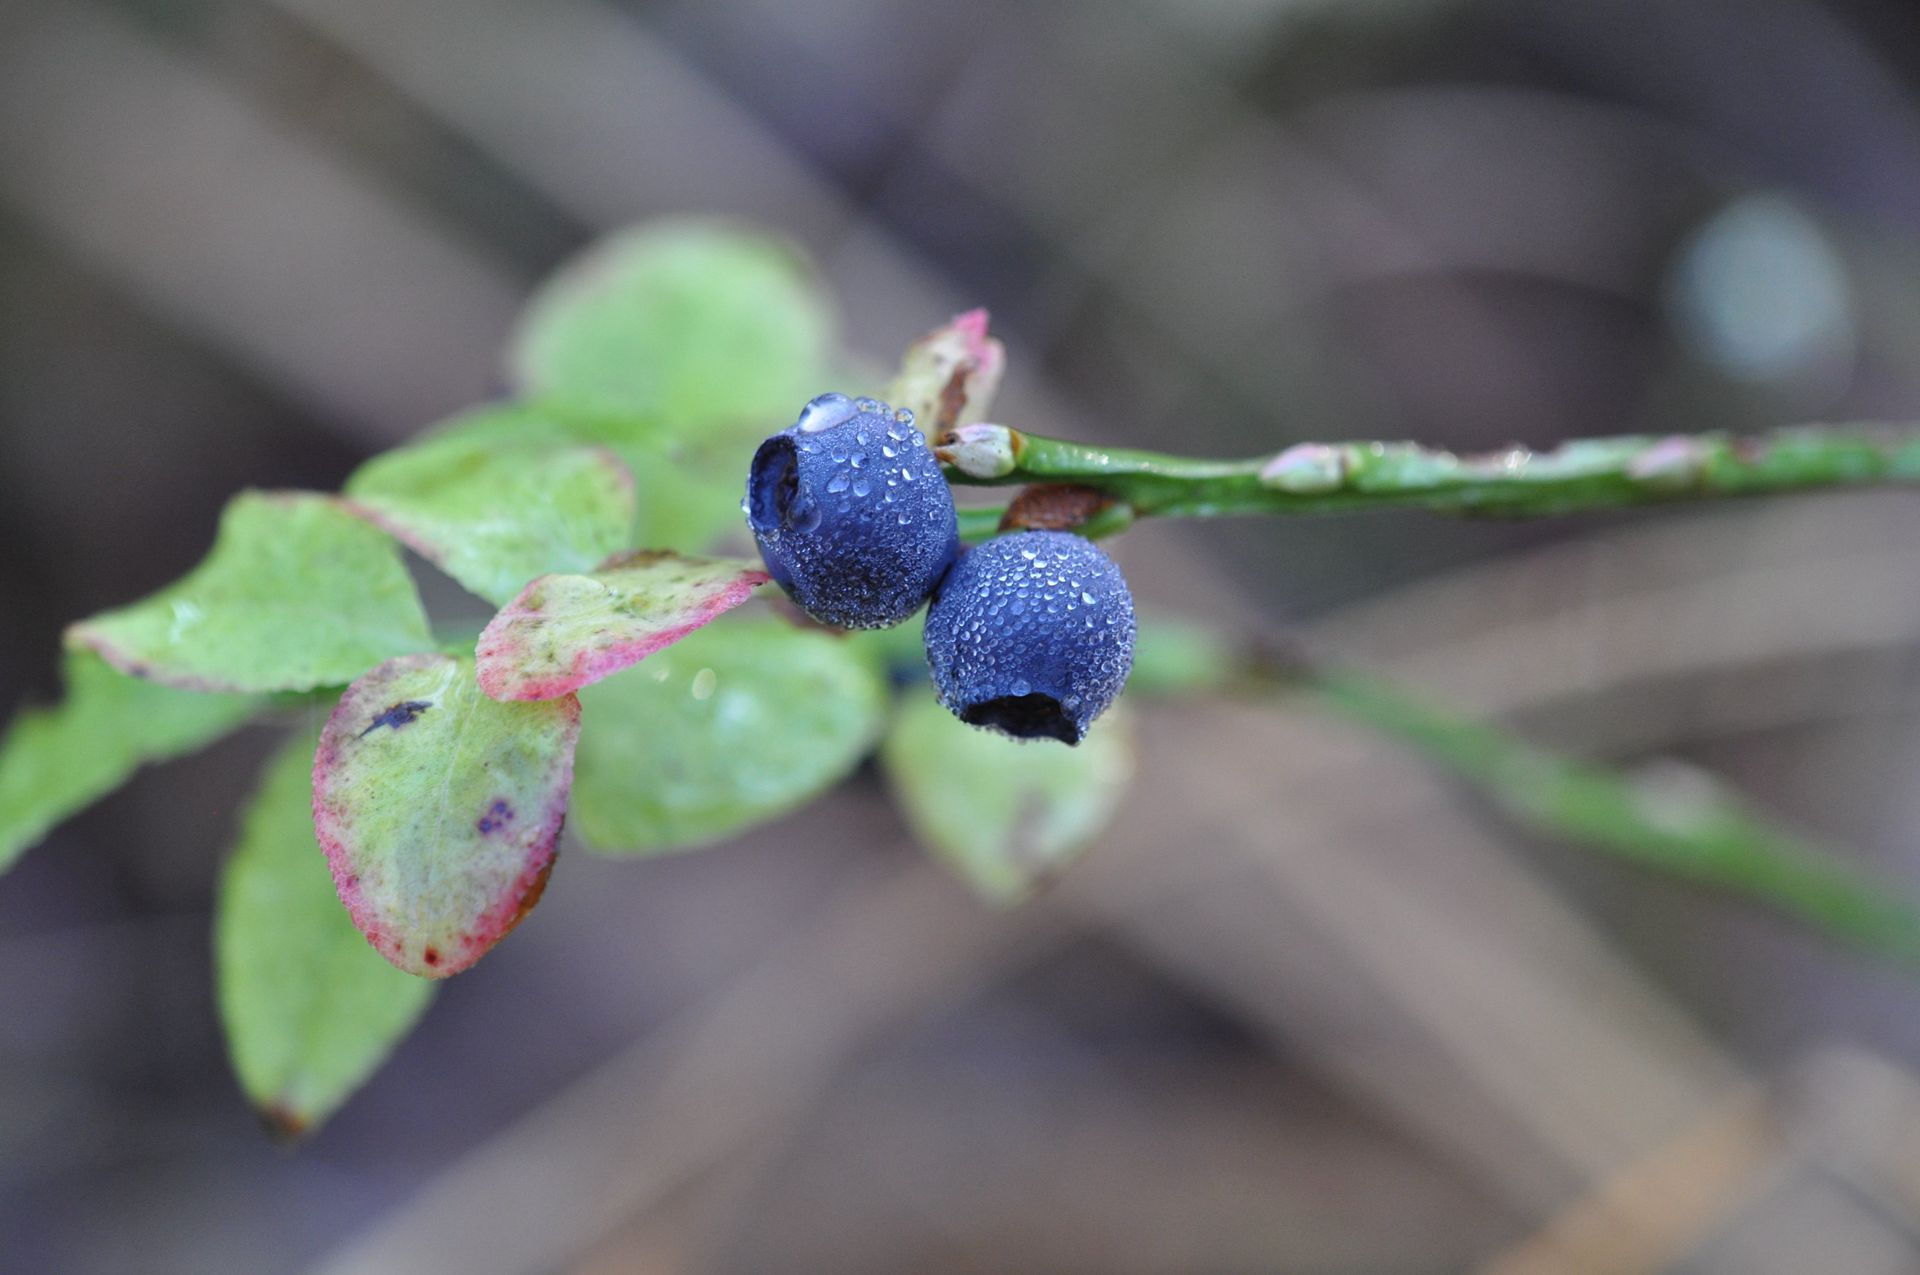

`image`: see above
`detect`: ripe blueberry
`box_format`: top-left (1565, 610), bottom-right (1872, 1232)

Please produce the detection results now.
top-left (746, 393), bottom-right (961, 629)
top-left (924, 530), bottom-right (1135, 744)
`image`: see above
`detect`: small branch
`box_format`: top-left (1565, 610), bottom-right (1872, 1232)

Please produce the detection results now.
top-left (938, 424), bottom-right (1920, 529)
top-left (1121, 619), bottom-right (1920, 965)
top-left (1298, 666), bottom-right (1920, 968)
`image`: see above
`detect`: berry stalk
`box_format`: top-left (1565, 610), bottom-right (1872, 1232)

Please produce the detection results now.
top-left (939, 423), bottom-right (1920, 534)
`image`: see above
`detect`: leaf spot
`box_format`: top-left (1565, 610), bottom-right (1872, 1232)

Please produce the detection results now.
top-left (360, 699), bottom-right (433, 737)
top-left (476, 799), bottom-right (516, 835)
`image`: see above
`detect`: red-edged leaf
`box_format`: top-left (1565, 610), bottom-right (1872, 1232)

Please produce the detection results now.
top-left (312, 653), bottom-right (581, 978)
top-left (884, 308), bottom-right (1006, 438)
top-left (475, 551), bottom-right (769, 702)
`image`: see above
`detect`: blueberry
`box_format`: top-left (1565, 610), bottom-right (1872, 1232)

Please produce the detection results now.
top-left (924, 530), bottom-right (1135, 744)
top-left (746, 393), bottom-right (961, 629)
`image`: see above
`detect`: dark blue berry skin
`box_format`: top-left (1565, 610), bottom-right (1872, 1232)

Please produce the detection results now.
top-left (924, 530), bottom-right (1135, 744)
top-left (745, 393), bottom-right (960, 629)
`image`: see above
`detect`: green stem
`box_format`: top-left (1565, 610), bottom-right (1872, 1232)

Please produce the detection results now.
top-left (955, 507), bottom-right (1003, 542)
top-left (943, 425), bottom-right (1920, 530)
top-left (1304, 667), bottom-right (1920, 967)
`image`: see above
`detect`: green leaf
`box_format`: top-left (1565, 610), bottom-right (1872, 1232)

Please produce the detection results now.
top-left (453, 404), bottom-right (752, 556)
top-left (1128, 615), bottom-right (1242, 695)
top-left (504, 220), bottom-right (839, 553)
top-left (571, 617), bottom-right (888, 855)
top-left (622, 435), bottom-right (756, 553)
top-left (475, 551), bottom-right (769, 701)
top-left (0, 652), bottom-right (261, 873)
top-left (376, 403), bottom-right (743, 557)
top-left (216, 732), bottom-right (435, 1138)
top-left (344, 405), bottom-right (637, 606)
top-left (509, 219), bottom-right (834, 443)
top-left (313, 653), bottom-right (581, 977)
top-left (881, 695), bottom-right (1135, 905)
top-left (67, 491), bottom-right (434, 693)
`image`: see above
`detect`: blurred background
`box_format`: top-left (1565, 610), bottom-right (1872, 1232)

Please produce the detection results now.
top-left (8, 0), bottom-right (1920, 1270)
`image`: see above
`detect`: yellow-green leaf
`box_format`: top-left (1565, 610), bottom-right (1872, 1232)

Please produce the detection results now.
top-left (881, 694), bottom-right (1134, 904)
top-left (0, 652), bottom-right (260, 873)
top-left (67, 491), bottom-right (433, 693)
top-left (509, 219), bottom-right (833, 442)
top-left (344, 405), bottom-right (637, 606)
top-left (1128, 614), bottom-right (1242, 695)
top-left (571, 617), bottom-right (888, 855)
top-left (216, 733), bottom-right (435, 1138)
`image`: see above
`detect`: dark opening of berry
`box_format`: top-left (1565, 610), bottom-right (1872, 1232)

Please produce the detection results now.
top-left (747, 436), bottom-right (799, 533)
top-left (960, 693), bottom-right (1080, 744)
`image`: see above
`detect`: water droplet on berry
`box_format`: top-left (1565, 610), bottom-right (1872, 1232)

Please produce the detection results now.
top-left (853, 477), bottom-right (871, 497)
top-left (796, 392), bottom-right (858, 434)
top-left (826, 472), bottom-right (850, 493)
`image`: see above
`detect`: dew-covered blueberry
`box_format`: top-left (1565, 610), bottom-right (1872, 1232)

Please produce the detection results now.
top-left (924, 530), bottom-right (1135, 744)
top-left (745, 393), bottom-right (961, 629)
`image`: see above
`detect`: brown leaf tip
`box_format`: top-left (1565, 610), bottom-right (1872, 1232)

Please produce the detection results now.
top-left (511, 852), bottom-right (557, 930)
top-left (256, 1102), bottom-right (310, 1144)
